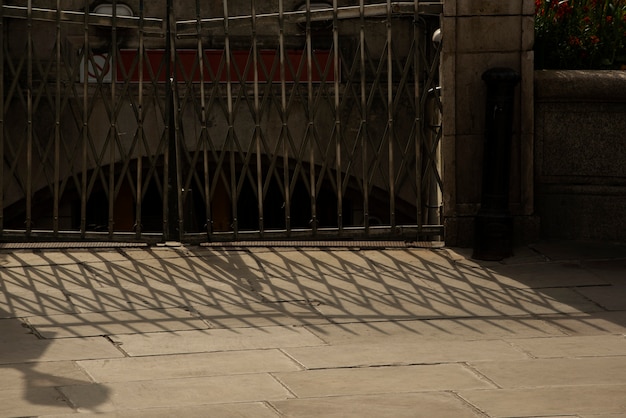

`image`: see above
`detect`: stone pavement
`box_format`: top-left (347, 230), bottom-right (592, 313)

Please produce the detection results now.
top-left (0, 240), bottom-right (625, 417)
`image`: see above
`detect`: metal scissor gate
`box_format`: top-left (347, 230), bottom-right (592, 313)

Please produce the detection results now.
top-left (1, 1), bottom-right (443, 243)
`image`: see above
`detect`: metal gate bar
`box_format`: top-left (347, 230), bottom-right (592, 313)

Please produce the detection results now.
top-left (1, 4), bottom-right (162, 30)
top-left (1, 1), bottom-right (442, 244)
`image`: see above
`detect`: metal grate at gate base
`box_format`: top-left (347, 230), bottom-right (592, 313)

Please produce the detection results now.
top-left (1, 1), bottom-right (443, 244)
top-left (0, 241), bottom-right (148, 250)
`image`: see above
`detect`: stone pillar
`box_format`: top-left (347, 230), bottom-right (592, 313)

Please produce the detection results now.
top-left (441, 0), bottom-right (538, 247)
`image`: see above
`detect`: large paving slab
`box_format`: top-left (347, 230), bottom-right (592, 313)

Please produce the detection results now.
top-left (41, 402), bottom-right (280, 418)
top-left (65, 285), bottom-right (182, 312)
top-left (576, 284), bottom-right (626, 311)
top-left (79, 259), bottom-right (251, 291)
top-left (26, 308), bottom-right (210, 338)
top-left (480, 262), bottom-right (610, 289)
top-left (77, 349), bottom-right (301, 383)
top-left (193, 301), bottom-right (330, 328)
top-left (59, 374), bottom-right (292, 412)
top-left (412, 265), bottom-right (519, 294)
top-left (359, 248), bottom-right (457, 273)
top-left (581, 259), bottom-right (626, 284)
top-left (459, 385), bottom-right (626, 417)
top-left (0, 287), bottom-right (75, 318)
top-left (0, 317), bottom-right (39, 343)
top-left (540, 311), bottom-right (626, 336)
top-left (0, 361), bottom-right (92, 391)
top-left (274, 364), bottom-right (494, 398)
top-left (469, 357), bottom-right (626, 388)
top-left (0, 387), bottom-right (75, 417)
top-left (111, 248), bottom-right (263, 283)
top-left (311, 286), bottom-right (600, 322)
top-left (416, 261), bottom-right (609, 295)
top-left (284, 339), bottom-right (528, 369)
top-left (0, 264), bottom-right (103, 293)
top-left (109, 326), bottom-right (325, 356)
top-left (248, 249), bottom-right (529, 302)
top-left (303, 317), bottom-right (567, 344)
top-left (498, 287), bottom-right (604, 315)
top-left (506, 335), bottom-right (626, 358)
top-left (65, 280), bottom-right (257, 312)
top-left (251, 273), bottom-right (394, 304)
top-left (530, 241), bottom-right (626, 261)
top-left (0, 337), bottom-right (124, 364)
top-left (80, 253), bottom-right (260, 288)
top-left (80, 258), bottom-right (257, 294)
top-left (249, 248), bottom-right (377, 280)
top-left (312, 293), bottom-right (505, 321)
top-left (270, 393), bottom-right (482, 418)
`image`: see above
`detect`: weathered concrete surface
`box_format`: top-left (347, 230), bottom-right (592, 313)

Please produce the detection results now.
top-left (272, 393), bottom-right (482, 418)
top-left (0, 241), bottom-right (625, 417)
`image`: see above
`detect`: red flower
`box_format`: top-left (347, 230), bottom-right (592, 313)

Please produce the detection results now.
top-left (535, 0), bottom-right (626, 69)
top-left (569, 36), bottom-right (582, 46)
top-left (555, 1), bottom-right (573, 19)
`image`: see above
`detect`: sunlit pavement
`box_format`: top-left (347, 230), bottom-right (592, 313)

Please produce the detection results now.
top-left (1, 240), bottom-right (625, 417)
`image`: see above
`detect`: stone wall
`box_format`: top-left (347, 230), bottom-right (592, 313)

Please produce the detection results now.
top-left (535, 70), bottom-right (626, 241)
top-left (441, 0), bottom-right (539, 247)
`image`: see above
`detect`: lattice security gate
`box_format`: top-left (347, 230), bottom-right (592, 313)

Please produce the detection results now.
top-left (1, 1), bottom-right (442, 243)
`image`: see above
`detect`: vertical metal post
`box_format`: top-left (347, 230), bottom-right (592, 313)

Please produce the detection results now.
top-left (81, 0), bottom-right (89, 237)
top-left (252, 0), bottom-right (264, 236)
top-left (279, 0), bottom-right (291, 235)
top-left (108, 0), bottom-right (118, 238)
top-left (386, 0), bottom-right (396, 229)
top-left (54, 1), bottom-right (62, 235)
top-left (173, 75), bottom-right (184, 239)
top-left (332, 0), bottom-right (342, 232)
top-left (0, 2), bottom-right (5, 235)
top-left (359, 0), bottom-right (369, 233)
top-left (135, 0), bottom-right (145, 239)
top-left (26, 0), bottom-right (33, 236)
top-left (196, 0), bottom-right (212, 239)
top-left (165, 0), bottom-right (180, 241)
top-left (305, 0), bottom-right (317, 235)
top-left (223, 0), bottom-right (237, 239)
top-left (414, 0), bottom-right (423, 233)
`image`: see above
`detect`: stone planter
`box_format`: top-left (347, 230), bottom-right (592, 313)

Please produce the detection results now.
top-left (534, 70), bottom-right (626, 241)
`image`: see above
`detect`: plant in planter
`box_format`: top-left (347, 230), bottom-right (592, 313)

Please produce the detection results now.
top-left (535, 0), bottom-right (626, 69)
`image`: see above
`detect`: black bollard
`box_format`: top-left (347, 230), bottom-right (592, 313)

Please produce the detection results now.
top-left (472, 68), bottom-right (520, 261)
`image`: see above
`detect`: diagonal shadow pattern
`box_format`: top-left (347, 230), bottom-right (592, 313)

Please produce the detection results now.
top-left (1, 242), bottom-right (626, 415)
top-left (0, 243), bottom-right (624, 341)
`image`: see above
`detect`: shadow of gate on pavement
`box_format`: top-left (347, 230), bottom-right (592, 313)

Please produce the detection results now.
top-left (0, 241), bottom-right (625, 414)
